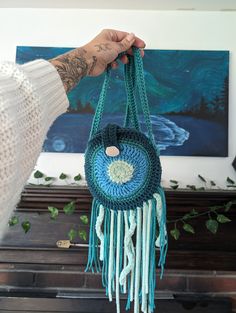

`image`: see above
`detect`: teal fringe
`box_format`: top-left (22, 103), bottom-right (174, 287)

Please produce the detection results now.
top-left (125, 274), bottom-right (131, 311)
top-left (157, 186), bottom-right (168, 279)
top-left (103, 207), bottom-right (110, 293)
top-left (148, 198), bottom-right (157, 312)
top-left (119, 212), bottom-right (124, 292)
top-left (112, 211), bottom-right (118, 293)
top-left (86, 190), bottom-right (168, 313)
top-left (85, 199), bottom-right (101, 273)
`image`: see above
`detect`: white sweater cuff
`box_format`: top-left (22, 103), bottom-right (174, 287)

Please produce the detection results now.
top-left (21, 59), bottom-right (69, 124)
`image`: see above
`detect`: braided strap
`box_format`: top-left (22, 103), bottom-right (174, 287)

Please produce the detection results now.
top-left (89, 67), bottom-right (111, 139)
top-left (124, 55), bottom-right (140, 130)
top-left (89, 47), bottom-right (157, 147)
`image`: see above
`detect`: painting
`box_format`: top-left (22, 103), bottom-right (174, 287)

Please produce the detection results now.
top-left (16, 47), bottom-right (229, 156)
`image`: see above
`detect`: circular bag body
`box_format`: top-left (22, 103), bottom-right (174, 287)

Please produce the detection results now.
top-left (85, 124), bottom-right (161, 211)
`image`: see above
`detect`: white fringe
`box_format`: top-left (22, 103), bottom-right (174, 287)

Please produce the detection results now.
top-left (108, 210), bottom-right (115, 301)
top-left (153, 193), bottom-right (162, 247)
top-left (95, 204), bottom-right (105, 261)
top-left (119, 210), bottom-right (136, 286)
top-left (129, 211), bottom-right (136, 303)
top-left (123, 211), bottom-right (129, 293)
top-left (141, 202), bottom-right (148, 313)
top-left (145, 200), bottom-right (152, 294)
top-left (116, 211), bottom-right (121, 313)
top-left (134, 207), bottom-right (142, 313)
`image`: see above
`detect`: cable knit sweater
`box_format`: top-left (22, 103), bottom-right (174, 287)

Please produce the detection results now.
top-left (0, 60), bottom-right (69, 241)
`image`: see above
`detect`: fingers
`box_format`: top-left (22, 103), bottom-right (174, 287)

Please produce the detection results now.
top-left (116, 34), bottom-right (146, 59)
top-left (107, 30), bottom-right (145, 54)
top-left (120, 54), bottom-right (129, 64)
top-left (103, 29), bottom-right (129, 42)
top-left (133, 37), bottom-right (146, 49)
top-left (126, 47), bottom-right (145, 57)
top-left (111, 49), bottom-right (144, 70)
top-left (117, 33), bottom-right (136, 53)
top-left (103, 29), bottom-right (146, 49)
top-left (111, 61), bottom-right (119, 69)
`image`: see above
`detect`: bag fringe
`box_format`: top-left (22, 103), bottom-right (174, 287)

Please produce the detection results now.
top-left (86, 187), bottom-right (168, 313)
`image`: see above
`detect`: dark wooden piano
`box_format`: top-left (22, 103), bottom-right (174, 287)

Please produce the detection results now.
top-left (0, 186), bottom-right (235, 312)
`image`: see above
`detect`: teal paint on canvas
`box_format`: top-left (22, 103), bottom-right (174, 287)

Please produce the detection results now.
top-left (16, 46), bottom-right (229, 156)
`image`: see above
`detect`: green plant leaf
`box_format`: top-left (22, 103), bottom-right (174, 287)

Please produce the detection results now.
top-left (48, 206), bottom-right (59, 219)
top-left (63, 201), bottom-right (75, 215)
top-left (59, 173), bottom-right (68, 180)
top-left (198, 174), bottom-right (206, 183)
top-left (197, 187), bottom-right (205, 191)
top-left (217, 214), bottom-right (231, 223)
top-left (205, 219), bottom-right (218, 234)
top-left (183, 223), bottom-right (195, 234)
top-left (170, 228), bottom-right (180, 240)
top-left (8, 216), bottom-right (19, 227)
top-left (170, 179), bottom-right (178, 184)
top-left (183, 213), bottom-right (191, 220)
top-left (224, 201), bottom-right (233, 212)
top-left (227, 177), bottom-right (235, 185)
top-left (186, 185), bottom-right (197, 191)
top-left (80, 215), bottom-right (89, 225)
top-left (191, 209), bottom-right (198, 215)
top-left (34, 170), bottom-right (44, 179)
top-left (45, 176), bottom-right (55, 182)
top-left (210, 205), bottom-right (222, 211)
top-left (170, 184), bottom-right (179, 190)
top-left (210, 180), bottom-right (216, 186)
top-left (68, 228), bottom-right (77, 241)
top-left (74, 174), bottom-right (82, 181)
top-left (21, 220), bottom-right (31, 233)
top-left (78, 229), bottom-right (87, 241)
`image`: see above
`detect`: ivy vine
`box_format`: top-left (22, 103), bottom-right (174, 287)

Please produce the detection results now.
top-left (168, 200), bottom-right (235, 240)
top-left (8, 171), bottom-right (236, 243)
top-left (170, 174), bottom-right (236, 190)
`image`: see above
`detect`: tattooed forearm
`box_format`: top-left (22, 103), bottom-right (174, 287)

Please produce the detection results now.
top-left (49, 48), bottom-right (93, 93)
top-left (49, 29), bottom-right (144, 93)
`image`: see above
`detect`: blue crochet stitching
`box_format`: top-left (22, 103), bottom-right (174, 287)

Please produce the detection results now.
top-left (85, 126), bottom-right (161, 210)
top-left (93, 142), bottom-right (149, 199)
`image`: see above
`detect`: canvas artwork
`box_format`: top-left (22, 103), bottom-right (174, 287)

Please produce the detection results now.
top-left (16, 47), bottom-right (229, 156)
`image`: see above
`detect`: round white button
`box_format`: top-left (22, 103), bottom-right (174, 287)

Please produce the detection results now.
top-left (105, 146), bottom-right (120, 157)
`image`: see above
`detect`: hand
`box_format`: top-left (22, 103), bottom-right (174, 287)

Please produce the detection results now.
top-left (50, 29), bottom-right (146, 93)
top-left (83, 29), bottom-right (146, 76)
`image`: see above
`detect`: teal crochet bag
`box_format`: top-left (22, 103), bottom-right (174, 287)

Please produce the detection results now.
top-left (85, 48), bottom-right (168, 313)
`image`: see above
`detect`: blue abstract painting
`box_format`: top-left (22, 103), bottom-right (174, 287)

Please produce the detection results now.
top-left (16, 46), bottom-right (229, 156)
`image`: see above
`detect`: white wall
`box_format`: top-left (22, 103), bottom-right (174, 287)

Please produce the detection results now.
top-left (0, 8), bottom-right (235, 189)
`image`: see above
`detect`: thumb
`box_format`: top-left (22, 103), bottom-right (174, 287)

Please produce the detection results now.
top-left (117, 33), bottom-right (136, 53)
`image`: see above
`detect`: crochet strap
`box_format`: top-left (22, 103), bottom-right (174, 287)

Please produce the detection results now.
top-left (89, 48), bottom-right (155, 146)
top-left (124, 55), bottom-right (140, 130)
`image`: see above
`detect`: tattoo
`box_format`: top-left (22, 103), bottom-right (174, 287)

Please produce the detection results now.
top-left (49, 48), bottom-right (90, 93)
top-left (88, 56), bottom-right (97, 75)
top-left (94, 43), bottom-right (112, 52)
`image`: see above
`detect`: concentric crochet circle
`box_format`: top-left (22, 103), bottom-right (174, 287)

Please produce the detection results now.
top-left (85, 125), bottom-right (161, 210)
top-left (108, 160), bottom-right (134, 184)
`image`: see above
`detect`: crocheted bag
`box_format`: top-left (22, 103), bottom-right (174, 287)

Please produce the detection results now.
top-left (85, 48), bottom-right (168, 313)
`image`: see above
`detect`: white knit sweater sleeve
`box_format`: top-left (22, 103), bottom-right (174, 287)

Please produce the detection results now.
top-left (0, 59), bottom-right (69, 241)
